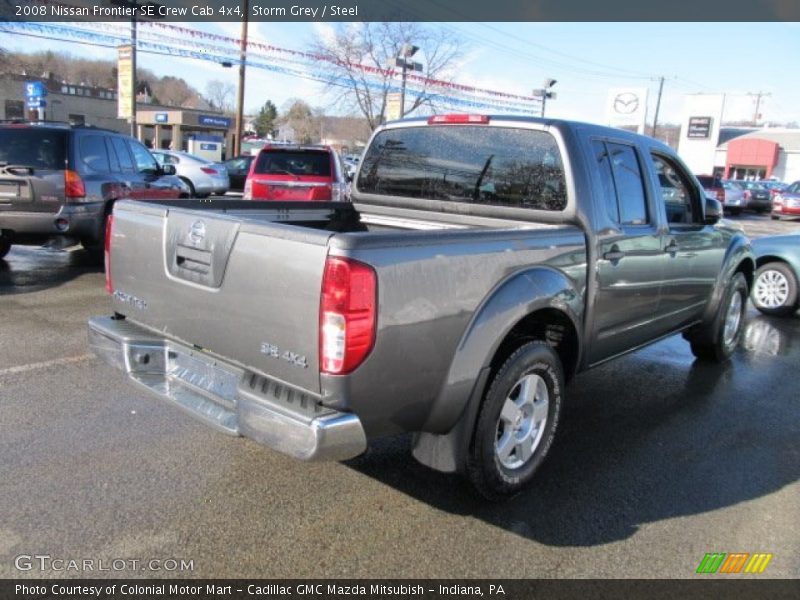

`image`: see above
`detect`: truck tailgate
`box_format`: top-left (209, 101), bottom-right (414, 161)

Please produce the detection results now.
top-left (108, 200), bottom-right (332, 394)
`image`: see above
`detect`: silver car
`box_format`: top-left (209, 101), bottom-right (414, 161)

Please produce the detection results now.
top-left (721, 179), bottom-right (747, 215)
top-left (151, 150), bottom-right (229, 198)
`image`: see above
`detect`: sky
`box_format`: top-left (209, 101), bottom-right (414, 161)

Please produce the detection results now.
top-left (1, 21), bottom-right (799, 129)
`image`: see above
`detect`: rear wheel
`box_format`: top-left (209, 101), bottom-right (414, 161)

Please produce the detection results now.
top-left (689, 272), bottom-right (748, 361)
top-left (0, 233), bottom-right (11, 259)
top-left (771, 213), bottom-right (780, 221)
top-left (752, 262), bottom-right (798, 317)
top-left (179, 177), bottom-right (196, 197)
top-left (467, 342), bottom-right (563, 500)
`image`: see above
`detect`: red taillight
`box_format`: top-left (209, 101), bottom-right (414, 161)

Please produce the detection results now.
top-left (104, 214), bottom-right (114, 294)
top-left (320, 257), bottom-right (377, 374)
top-left (427, 114), bottom-right (490, 125)
top-left (200, 167), bottom-right (218, 175)
top-left (310, 184), bottom-right (333, 201)
top-left (744, 190), bottom-right (751, 199)
top-left (716, 189), bottom-right (725, 202)
top-left (65, 169), bottom-right (86, 199)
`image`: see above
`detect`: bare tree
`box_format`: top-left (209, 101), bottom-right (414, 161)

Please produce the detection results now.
top-left (309, 23), bottom-right (465, 130)
top-left (205, 79), bottom-right (236, 114)
top-left (279, 99), bottom-right (322, 144)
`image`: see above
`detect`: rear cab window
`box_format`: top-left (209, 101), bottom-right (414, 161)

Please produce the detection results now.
top-left (357, 125), bottom-right (567, 211)
top-left (0, 127), bottom-right (67, 171)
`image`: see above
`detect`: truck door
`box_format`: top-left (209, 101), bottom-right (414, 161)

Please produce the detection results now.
top-left (650, 152), bottom-right (724, 329)
top-left (587, 140), bottom-right (667, 364)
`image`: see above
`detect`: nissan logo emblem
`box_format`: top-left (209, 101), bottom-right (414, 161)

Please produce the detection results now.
top-left (189, 220), bottom-right (206, 244)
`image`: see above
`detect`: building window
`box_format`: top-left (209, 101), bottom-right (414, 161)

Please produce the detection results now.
top-left (4, 99), bottom-right (25, 119)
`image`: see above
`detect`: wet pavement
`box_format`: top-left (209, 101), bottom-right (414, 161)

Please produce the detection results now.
top-left (0, 222), bottom-right (798, 578)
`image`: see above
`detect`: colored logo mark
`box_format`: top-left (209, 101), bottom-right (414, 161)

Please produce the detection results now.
top-left (696, 552), bottom-right (773, 574)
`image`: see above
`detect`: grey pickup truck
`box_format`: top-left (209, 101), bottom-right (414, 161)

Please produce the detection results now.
top-left (89, 115), bottom-right (754, 498)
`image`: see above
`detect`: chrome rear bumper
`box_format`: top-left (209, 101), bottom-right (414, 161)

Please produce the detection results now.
top-left (87, 316), bottom-right (367, 461)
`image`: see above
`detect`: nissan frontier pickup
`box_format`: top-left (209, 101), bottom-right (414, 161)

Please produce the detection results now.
top-left (88, 115), bottom-right (754, 498)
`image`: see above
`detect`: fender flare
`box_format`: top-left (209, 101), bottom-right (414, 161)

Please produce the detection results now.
top-left (692, 235), bottom-right (754, 342)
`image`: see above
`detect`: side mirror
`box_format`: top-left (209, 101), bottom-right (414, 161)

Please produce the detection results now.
top-left (346, 172), bottom-right (354, 183)
top-left (161, 164), bottom-right (177, 176)
top-left (704, 196), bottom-right (722, 224)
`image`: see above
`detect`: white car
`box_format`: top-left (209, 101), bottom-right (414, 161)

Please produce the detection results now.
top-left (151, 150), bottom-right (229, 197)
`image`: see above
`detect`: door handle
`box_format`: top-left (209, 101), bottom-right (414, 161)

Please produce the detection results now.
top-left (603, 247), bottom-right (625, 262)
top-left (664, 240), bottom-right (679, 255)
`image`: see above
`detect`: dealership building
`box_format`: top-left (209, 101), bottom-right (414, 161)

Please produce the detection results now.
top-left (677, 94), bottom-right (800, 182)
top-left (0, 74), bottom-right (236, 159)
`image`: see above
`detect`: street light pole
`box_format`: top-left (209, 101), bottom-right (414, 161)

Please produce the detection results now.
top-left (395, 43), bottom-right (422, 119)
top-left (532, 78), bottom-right (557, 118)
top-left (233, 0), bottom-right (249, 157)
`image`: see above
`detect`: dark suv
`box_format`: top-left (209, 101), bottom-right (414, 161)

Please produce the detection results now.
top-left (0, 121), bottom-right (188, 258)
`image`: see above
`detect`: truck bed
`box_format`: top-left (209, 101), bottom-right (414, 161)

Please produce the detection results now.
top-left (102, 198), bottom-right (586, 433)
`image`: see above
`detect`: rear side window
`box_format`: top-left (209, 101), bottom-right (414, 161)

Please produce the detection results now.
top-left (110, 137), bottom-right (134, 173)
top-left (357, 125), bottom-right (567, 211)
top-left (79, 135), bottom-right (110, 172)
top-left (606, 142), bottom-right (648, 225)
top-left (0, 128), bottom-right (67, 170)
top-left (592, 140), bottom-right (648, 226)
top-left (254, 150), bottom-right (331, 177)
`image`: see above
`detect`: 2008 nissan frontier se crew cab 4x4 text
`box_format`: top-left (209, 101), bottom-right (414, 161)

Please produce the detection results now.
top-left (89, 114), bottom-right (754, 498)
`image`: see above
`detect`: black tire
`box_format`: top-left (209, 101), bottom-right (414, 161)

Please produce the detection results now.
top-left (179, 177), bottom-right (196, 197)
top-left (0, 234), bottom-right (11, 259)
top-left (467, 341), bottom-right (564, 500)
top-left (689, 272), bottom-right (748, 361)
top-left (771, 213), bottom-right (780, 221)
top-left (751, 262), bottom-right (799, 317)
top-left (728, 207), bottom-right (742, 216)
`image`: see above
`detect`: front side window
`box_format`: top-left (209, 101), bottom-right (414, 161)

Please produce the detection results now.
top-left (651, 153), bottom-right (699, 224)
top-left (358, 125), bottom-right (567, 211)
top-left (128, 140), bottom-right (159, 173)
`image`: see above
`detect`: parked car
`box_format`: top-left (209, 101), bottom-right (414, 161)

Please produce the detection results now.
top-left (223, 155), bottom-right (254, 193)
top-left (751, 235), bottom-right (800, 316)
top-left (718, 179), bottom-right (747, 215)
top-left (90, 114), bottom-right (753, 499)
top-left (771, 181), bottom-right (800, 220)
top-left (760, 180), bottom-right (787, 197)
top-left (243, 144), bottom-right (348, 201)
top-left (0, 121), bottom-right (187, 259)
top-left (731, 180), bottom-right (772, 213)
top-left (151, 150), bottom-right (229, 198)
top-left (696, 174), bottom-right (725, 204)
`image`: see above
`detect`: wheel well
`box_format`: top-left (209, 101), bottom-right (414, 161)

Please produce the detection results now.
top-left (735, 258), bottom-right (755, 291)
top-left (489, 308), bottom-right (579, 385)
top-left (755, 255), bottom-right (787, 270)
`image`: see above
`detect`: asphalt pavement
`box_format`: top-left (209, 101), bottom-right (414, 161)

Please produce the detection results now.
top-left (0, 214), bottom-right (798, 578)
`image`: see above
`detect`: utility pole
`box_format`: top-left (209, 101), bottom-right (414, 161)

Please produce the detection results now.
top-left (747, 91), bottom-right (771, 126)
top-left (651, 76), bottom-right (665, 139)
top-left (130, 14), bottom-right (137, 138)
top-left (233, 0), bottom-right (249, 157)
